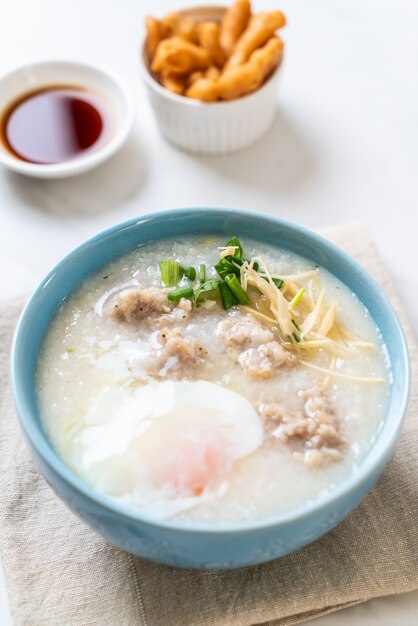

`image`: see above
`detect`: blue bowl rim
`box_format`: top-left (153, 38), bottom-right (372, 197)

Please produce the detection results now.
top-left (11, 207), bottom-right (410, 534)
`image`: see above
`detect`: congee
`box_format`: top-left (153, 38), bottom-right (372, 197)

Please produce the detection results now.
top-left (37, 236), bottom-right (390, 523)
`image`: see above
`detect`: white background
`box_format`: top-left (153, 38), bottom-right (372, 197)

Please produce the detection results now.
top-left (0, 0), bottom-right (417, 623)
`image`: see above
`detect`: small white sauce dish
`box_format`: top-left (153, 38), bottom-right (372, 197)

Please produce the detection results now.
top-left (139, 6), bottom-right (282, 156)
top-left (0, 60), bottom-right (134, 178)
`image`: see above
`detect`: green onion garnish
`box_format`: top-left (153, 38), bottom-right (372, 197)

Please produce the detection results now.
top-left (291, 320), bottom-right (301, 342)
top-left (289, 287), bottom-right (305, 307)
top-left (199, 264), bottom-right (206, 282)
top-left (215, 258), bottom-right (240, 279)
top-left (226, 236), bottom-right (243, 259)
top-left (272, 277), bottom-right (284, 289)
top-left (194, 279), bottom-right (220, 307)
top-left (218, 282), bottom-right (238, 309)
top-left (160, 260), bottom-right (180, 287)
top-left (223, 255), bottom-right (259, 272)
top-left (180, 265), bottom-right (196, 281)
top-left (225, 273), bottom-right (249, 305)
top-left (228, 255), bottom-right (244, 266)
top-left (167, 285), bottom-right (194, 302)
top-left (224, 255), bottom-right (259, 272)
top-left (216, 237), bottom-right (257, 279)
top-left (262, 276), bottom-right (284, 289)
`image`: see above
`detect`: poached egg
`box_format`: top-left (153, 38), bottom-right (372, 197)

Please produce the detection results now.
top-left (66, 380), bottom-right (264, 518)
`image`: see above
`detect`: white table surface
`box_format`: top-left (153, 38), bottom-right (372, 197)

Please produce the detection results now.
top-left (1, 0), bottom-right (417, 623)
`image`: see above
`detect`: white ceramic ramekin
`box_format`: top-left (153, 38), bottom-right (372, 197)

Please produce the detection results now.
top-left (139, 7), bottom-right (282, 156)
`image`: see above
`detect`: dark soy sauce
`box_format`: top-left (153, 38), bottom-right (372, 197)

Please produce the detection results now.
top-left (0, 86), bottom-right (110, 164)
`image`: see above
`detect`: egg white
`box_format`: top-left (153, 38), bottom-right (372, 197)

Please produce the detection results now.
top-left (65, 380), bottom-right (264, 518)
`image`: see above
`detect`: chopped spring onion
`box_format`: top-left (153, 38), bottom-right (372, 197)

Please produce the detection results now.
top-left (180, 265), bottom-right (196, 281)
top-left (289, 287), bottom-right (306, 308)
top-left (226, 236), bottom-right (243, 259)
top-left (216, 255), bottom-right (259, 279)
top-left (160, 260), bottom-right (180, 287)
top-left (194, 279), bottom-right (220, 307)
top-left (272, 277), bottom-right (284, 289)
top-left (225, 273), bottom-right (250, 305)
top-left (262, 275), bottom-right (283, 289)
top-left (199, 263), bottom-right (206, 282)
top-left (227, 255), bottom-right (243, 267)
top-left (291, 319), bottom-right (301, 342)
top-left (215, 258), bottom-right (240, 279)
top-left (229, 255), bottom-right (259, 271)
top-left (218, 282), bottom-right (238, 310)
top-left (167, 285), bottom-right (194, 302)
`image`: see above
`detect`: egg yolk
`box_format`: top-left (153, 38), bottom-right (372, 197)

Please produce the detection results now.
top-left (151, 430), bottom-right (228, 497)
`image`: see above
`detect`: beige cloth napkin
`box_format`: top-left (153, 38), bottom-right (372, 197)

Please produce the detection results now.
top-left (0, 223), bottom-right (417, 626)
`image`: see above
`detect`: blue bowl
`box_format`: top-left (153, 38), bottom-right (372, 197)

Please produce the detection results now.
top-left (11, 208), bottom-right (410, 569)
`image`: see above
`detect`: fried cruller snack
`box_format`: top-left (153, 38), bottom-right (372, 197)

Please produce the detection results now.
top-left (145, 1), bottom-right (286, 102)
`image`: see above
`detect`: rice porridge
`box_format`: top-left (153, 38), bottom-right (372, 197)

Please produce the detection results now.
top-left (37, 235), bottom-right (390, 524)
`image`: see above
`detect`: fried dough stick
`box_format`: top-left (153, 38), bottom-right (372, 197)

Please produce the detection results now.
top-left (219, 0), bottom-right (251, 56)
top-left (160, 70), bottom-right (187, 95)
top-left (186, 78), bottom-right (219, 102)
top-left (145, 16), bottom-right (162, 62)
top-left (197, 22), bottom-right (227, 68)
top-left (152, 37), bottom-right (211, 74)
top-left (161, 12), bottom-right (198, 43)
top-left (218, 36), bottom-right (283, 100)
top-left (226, 11), bottom-right (286, 68)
